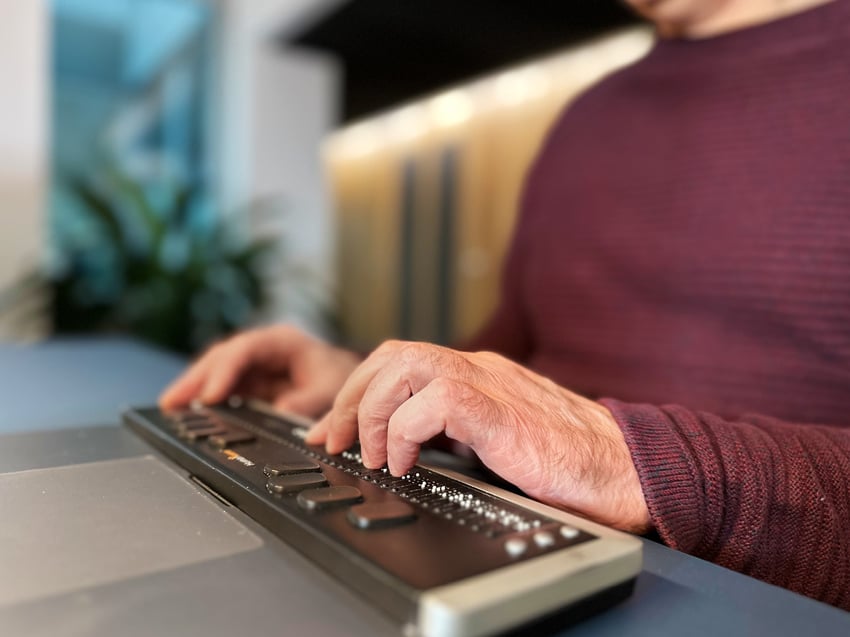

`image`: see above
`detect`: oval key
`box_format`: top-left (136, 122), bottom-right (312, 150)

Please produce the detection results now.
top-left (347, 502), bottom-right (417, 530)
top-left (297, 486), bottom-right (363, 511)
top-left (267, 473), bottom-right (328, 494)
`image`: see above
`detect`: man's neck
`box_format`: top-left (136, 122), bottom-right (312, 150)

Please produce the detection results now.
top-left (660, 0), bottom-right (836, 39)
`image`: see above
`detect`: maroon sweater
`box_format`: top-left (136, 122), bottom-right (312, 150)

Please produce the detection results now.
top-left (468, 1), bottom-right (850, 610)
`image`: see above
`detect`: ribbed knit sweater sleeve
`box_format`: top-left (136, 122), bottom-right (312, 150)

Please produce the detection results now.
top-left (603, 399), bottom-right (850, 609)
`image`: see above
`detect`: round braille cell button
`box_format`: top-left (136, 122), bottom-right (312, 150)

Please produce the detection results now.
top-left (560, 525), bottom-right (579, 540)
top-left (533, 531), bottom-right (555, 548)
top-left (505, 538), bottom-right (528, 558)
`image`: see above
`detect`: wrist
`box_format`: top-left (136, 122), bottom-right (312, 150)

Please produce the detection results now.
top-left (596, 403), bottom-right (652, 533)
top-left (589, 402), bottom-right (653, 533)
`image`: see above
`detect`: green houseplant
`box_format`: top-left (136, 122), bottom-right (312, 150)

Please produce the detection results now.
top-left (11, 171), bottom-right (275, 353)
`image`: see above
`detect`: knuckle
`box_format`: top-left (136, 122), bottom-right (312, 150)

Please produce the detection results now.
top-left (389, 342), bottom-right (428, 372)
top-left (430, 378), bottom-right (490, 434)
top-left (224, 333), bottom-right (250, 355)
top-left (470, 350), bottom-right (502, 365)
top-left (388, 428), bottom-right (410, 449)
top-left (403, 342), bottom-right (455, 368)
top-left (397, 341), bottom-right (423, 362)
top-left (275, 322), bottom-right (295, 336)
top-left (205, 340), bottom-right (227, 356)
top-left (428, 376), bottom-right (459, 404)
top-left (446, 350), bottom-right (473, 376)
top-left (375, 339), bottom-right (404, 355)
top-left (387, 414), bottom-right (413, 445)
top-left (274, 323), bottom-right (300, 342)
top-left (238, 328), bottom-right (263, 348)
top-left (366, 340), bottom-right (401, 367)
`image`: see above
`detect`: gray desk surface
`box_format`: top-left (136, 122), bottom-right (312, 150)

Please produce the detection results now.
top-left (1, 338), bottom-right (848, 636)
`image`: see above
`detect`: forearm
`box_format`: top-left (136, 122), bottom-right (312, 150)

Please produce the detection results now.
top-left (603, 398), bottom-right (850, 610)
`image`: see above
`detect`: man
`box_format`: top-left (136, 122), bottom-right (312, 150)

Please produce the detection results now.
top-left (162, 0), bottom-right (850, 610)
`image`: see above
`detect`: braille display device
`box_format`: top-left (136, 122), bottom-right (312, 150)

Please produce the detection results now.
top-left (124, 399), bottom-right (642, 637)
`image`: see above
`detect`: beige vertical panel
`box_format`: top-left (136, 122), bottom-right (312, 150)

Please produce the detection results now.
top-left (453, 98), bottom-right (563, 340)
top-left (406, 144), bottom-right (440, 343)
top-left (329, 145), bottom-right (404, 349)
top-left (406, 127), bottom-right (464, 343)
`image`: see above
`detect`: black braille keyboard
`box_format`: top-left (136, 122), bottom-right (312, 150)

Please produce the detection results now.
top-left (124, 399), bottom-right (642, 637)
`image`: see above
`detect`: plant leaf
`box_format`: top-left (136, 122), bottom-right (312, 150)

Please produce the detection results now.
top-left (68, 178), bottom-right (128, 251)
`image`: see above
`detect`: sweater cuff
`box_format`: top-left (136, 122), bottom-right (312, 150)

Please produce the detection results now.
top-left (600, 398), bottom-right (705, 553)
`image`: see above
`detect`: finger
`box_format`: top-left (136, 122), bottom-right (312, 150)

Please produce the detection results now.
top-left (198, 329), bottom-right (297, 404)
top-left (197, 338), bottom-right (256, 405)
top-left (322, 342), bottom-right (479, 457)
top-left (327, 341), bottom-right (403, 417)
top-left (316, 342), bottom-right (408, 454)
top-left (324, 412), bottom-right (360, 456)
top-left (355, 362), bottom-right (422, 468)
top-left (159, 350), bottom-right (221, 409)
top-left (354, 345), bottom-right (478, 467)
top-left (385, 377), bottom-right (497, 476)
top-left (304, 415), bottom-right (331, 445)
top-left (307, 413), bottom-right (361, 456)
top-left (162, 325), bottom-right (310, 409)
top-left (159, 372), bottom-right (202, 409)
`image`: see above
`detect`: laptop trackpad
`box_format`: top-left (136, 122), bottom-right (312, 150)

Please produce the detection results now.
top-left (0, 456), bottom-right (262, 606)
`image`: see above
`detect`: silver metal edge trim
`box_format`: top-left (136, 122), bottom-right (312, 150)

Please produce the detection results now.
top-left (417, 538), bottom-right (641, 637)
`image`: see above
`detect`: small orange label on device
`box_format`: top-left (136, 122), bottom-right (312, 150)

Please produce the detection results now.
top-left (221, 449), bottom-right (255, 467)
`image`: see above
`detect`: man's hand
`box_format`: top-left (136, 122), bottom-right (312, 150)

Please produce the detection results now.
top-left (159, 325), bottom-right (361, 418)
top-left (306, 340), bottom-right (650, 532)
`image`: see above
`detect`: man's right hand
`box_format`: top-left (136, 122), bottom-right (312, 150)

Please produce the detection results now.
top-left (158, 325), bottom-right (362, 418)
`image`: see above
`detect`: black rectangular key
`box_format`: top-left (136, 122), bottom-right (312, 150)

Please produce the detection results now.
top-left (179, 424), bottom-right (227, 441)
top-left (174, 419), bottom-right (217, 434)
top-left (347, 502), bottom-right (416, 529)
top-left (297, 486), bottom-right (363, 511)
top-left (209, 430), bottom-right (256, 449)
top-left (264, 459), bottom-right (321, 476)
top-left (267, 473), bottom-right (328, 494)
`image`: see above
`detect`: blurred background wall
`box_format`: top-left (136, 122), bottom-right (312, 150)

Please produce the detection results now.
top-left (0, 0), bottom-right (49, 340)
top-left (215, 0), bottom-right (344, 334)
top-left (0, 0), bottom-right (651, 354)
